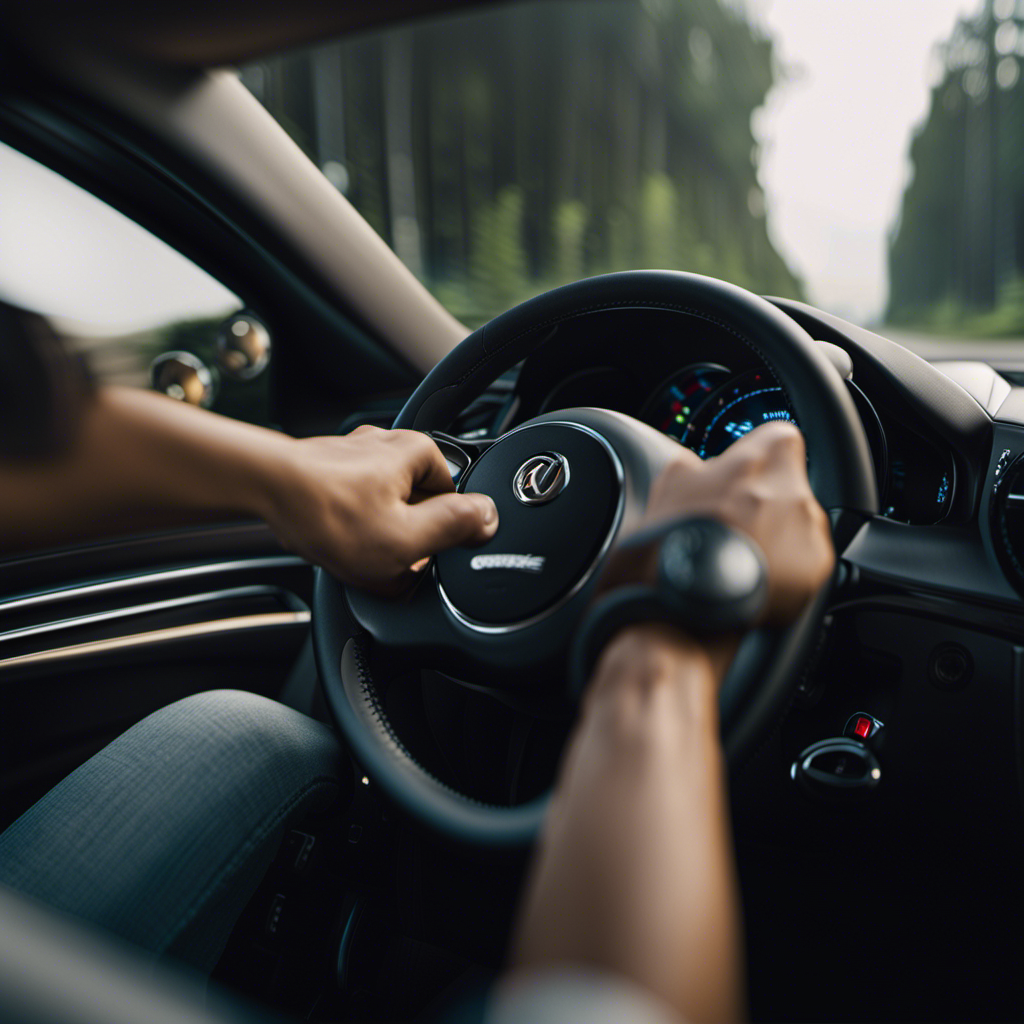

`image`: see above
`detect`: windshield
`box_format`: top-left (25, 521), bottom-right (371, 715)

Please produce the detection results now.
top-left (240, 0), bottom-right (1015, 349)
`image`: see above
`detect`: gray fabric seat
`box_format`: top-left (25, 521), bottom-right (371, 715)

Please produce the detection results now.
top-left (0, 689), bottom-right (346, 972)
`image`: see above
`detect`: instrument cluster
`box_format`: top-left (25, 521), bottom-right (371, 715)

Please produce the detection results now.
top-left (641, 363), bottom-right (954, 526)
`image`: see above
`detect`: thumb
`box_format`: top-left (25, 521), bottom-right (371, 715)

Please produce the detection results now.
top-left (403, 491), bottom-right (499, 558)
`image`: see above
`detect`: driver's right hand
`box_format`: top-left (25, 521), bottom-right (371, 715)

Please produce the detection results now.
top-left (598, 421), bottom-right (835, 628)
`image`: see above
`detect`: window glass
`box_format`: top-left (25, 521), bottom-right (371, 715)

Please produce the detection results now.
top-left (241, 0), bottom-right (1020, 350)
top-left (239, 0), bottom-right (798, 331)
top-left (0, 140), bottom-right (268, 424)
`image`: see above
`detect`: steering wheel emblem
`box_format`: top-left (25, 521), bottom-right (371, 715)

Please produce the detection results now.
top-left (513, 452), bottom-right (570, 505)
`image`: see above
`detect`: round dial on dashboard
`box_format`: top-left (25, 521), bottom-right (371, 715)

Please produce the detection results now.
top-left (640, 364), bottom-right (733, 444)
top-left (685, 369), bottom-right (796, 459)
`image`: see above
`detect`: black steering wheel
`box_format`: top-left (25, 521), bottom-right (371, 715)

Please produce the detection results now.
top-left (313, 271), bottom-right (878, 847)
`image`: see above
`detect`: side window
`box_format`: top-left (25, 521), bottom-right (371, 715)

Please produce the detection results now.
top-left (0, 140), bottom-right (270, 426)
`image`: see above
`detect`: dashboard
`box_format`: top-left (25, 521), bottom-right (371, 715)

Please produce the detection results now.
top-left (507, 322), bottom-right (958, 527)
top-left (448, 298), bottom-right (1024, 612)
top-left (639, 362), bottom-right (954, 525)
top-left (385, 295), bottom-right (1024, 1020)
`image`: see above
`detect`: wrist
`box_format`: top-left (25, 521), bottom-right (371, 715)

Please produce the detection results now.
top-left (590, 625), bottom-right (727, 702)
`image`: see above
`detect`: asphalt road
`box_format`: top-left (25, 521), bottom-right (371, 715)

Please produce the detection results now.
top-left (878, 328), bottom-right (1024, 364)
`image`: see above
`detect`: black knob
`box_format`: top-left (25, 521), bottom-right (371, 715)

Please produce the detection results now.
top-left (928, 643), bottom-right (973, 690)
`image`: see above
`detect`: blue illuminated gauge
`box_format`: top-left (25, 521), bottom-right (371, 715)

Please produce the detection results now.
top-left (685, 369), bottom-right (797, 459)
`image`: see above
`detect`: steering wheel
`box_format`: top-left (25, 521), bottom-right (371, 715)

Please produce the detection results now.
top-left (313, 271), bottom-right (878, 847)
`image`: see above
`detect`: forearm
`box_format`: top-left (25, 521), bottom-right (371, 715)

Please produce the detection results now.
top-left (0, 386), bottom-right (287, 551)
top-left (511, 627), bottom-right (744, 1024)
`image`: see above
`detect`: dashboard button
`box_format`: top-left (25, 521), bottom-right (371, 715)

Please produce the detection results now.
top-left (843, 712), bottom-right (884, 742)
top-left (928, 643), bottom-right (973, 690)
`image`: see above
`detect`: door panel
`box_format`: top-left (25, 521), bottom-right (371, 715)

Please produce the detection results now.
top-left (0, 527), bottom-right (315, 829)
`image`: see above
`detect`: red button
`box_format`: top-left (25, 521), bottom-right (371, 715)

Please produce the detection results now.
top-left (854, 716), bottom-right (872, 739)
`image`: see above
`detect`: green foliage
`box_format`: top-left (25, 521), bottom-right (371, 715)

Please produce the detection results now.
top-left (244, 0), bottom-right (802, 326)
top-left (469, 186), bottom-right (529, 315)
top-left (553, 201), bottom-right (588, 284)
top-left (605, 205), bottom-right (636, 273)
top-left (640, 174), bottom-right (679, 270)
top-left (889, 0), bottom-right (1024, 334)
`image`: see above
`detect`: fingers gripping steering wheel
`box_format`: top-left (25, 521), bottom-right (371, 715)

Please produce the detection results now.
top-left (313, 272), bottom-right (877, 847)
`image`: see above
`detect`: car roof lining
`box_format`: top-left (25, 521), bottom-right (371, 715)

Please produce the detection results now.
top-left (3, 0), bottom-right (502, 68)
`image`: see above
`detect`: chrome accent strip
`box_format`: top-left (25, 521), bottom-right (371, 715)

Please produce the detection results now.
top-left (436, 420), bottom-right (626, 634)
top-left (0, 611), bottom-right (311, 670)
top-left (0, 586), bottom-right (293, 646)
top-left (0, 556), bottom-right (305, 616)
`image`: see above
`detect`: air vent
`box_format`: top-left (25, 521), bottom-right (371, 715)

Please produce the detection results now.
top-left (991, 453), bottom-right (1024, 595)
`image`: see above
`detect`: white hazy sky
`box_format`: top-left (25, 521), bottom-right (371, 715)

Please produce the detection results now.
top-left (0, 141), bottom-right (238, 335)
top-left (750, 0), bottom-right (980, 323)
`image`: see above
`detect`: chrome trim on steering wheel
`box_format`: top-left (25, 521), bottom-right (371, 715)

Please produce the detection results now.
top-left (435, 420), bottom-right (625, 634)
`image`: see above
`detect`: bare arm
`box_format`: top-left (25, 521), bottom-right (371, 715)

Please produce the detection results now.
top-left (512, 627), bottom-right (742, 1023)
top-left (510, 423), bottom-right (835, 1023)
top-left (0, 385), bottom-right (497, 592)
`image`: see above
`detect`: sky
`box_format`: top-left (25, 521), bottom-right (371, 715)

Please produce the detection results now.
top-left (0, 141), bottom-right (238, 336)
top-left (750, 0), bottom-right (980, 323)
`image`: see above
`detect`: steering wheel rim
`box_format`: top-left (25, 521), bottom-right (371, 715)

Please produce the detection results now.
top-left (314, 271), bottom-right (878, 847)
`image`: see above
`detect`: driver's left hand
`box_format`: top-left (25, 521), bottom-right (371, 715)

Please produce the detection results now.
top-left (260, 425), bottom-right (499, 595)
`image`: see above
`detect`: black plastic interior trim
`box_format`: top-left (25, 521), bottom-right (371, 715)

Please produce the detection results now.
top-left (0, 522), bottom-right (285, 595)
top-left (0, 74), bottom-right (418, 434)
top-left (843, 518), bottom-right (1018, 604)
top-left (770, 298), bottom-right (992, 520)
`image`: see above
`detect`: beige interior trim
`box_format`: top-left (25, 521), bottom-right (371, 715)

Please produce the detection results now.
top-left (44, 60), bottom-right (467, 373)
top-left (0, 610), bottom-right (310, 671)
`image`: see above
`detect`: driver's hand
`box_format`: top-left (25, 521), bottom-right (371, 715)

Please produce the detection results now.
top-left (260, 425), bottom-right (498, 595)
top-left (600, 420), bottom-right (834, 626)
top-left (648, 420), bottom-right (834, 624)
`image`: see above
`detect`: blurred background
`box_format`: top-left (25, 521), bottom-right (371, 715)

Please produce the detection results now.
top-left (241, 0), bottom-right (1024, 342)
top-left (5, 0), bottom-right (1024, 402)
top-left (241, 0), bottom-right (802, 330)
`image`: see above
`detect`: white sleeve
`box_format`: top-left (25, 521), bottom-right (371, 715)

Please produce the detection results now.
top-left (485, 968), bottom-right (685, 1024)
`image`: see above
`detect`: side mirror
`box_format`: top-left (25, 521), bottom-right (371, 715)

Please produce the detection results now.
top-left (216, 314), bottom-right (271, 381)
top-left (150, 351), bottom-right (217, 408)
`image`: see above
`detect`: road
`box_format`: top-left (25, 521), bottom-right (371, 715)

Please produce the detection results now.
top-left (878, 328), bottom-right (1024, 364)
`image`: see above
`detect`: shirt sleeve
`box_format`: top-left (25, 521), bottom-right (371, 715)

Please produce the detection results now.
top-left (0, 300), bottom-right (94, 461)
top-left (485, 969), bottom-right (685, 1024)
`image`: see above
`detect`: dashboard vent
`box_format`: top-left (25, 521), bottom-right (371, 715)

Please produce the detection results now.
top-left (991, 452), bottom-right (1024, 595)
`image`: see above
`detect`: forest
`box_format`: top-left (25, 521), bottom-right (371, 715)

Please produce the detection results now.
top-left (241, 0), bottom-right (801, 328)
top-left (888, 0), bottom-right (1024, 335)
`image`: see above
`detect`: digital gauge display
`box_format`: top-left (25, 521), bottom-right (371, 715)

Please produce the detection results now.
top-left (642, 364), bottom-right (733, 443)
top-left (645, 363), bottom-right (954, 526)
top-left (685, 370), bottom-right (797, 459)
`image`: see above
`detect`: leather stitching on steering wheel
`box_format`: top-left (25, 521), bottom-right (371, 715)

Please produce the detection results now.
top-left (349, 636), bottom-right (506, 811)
